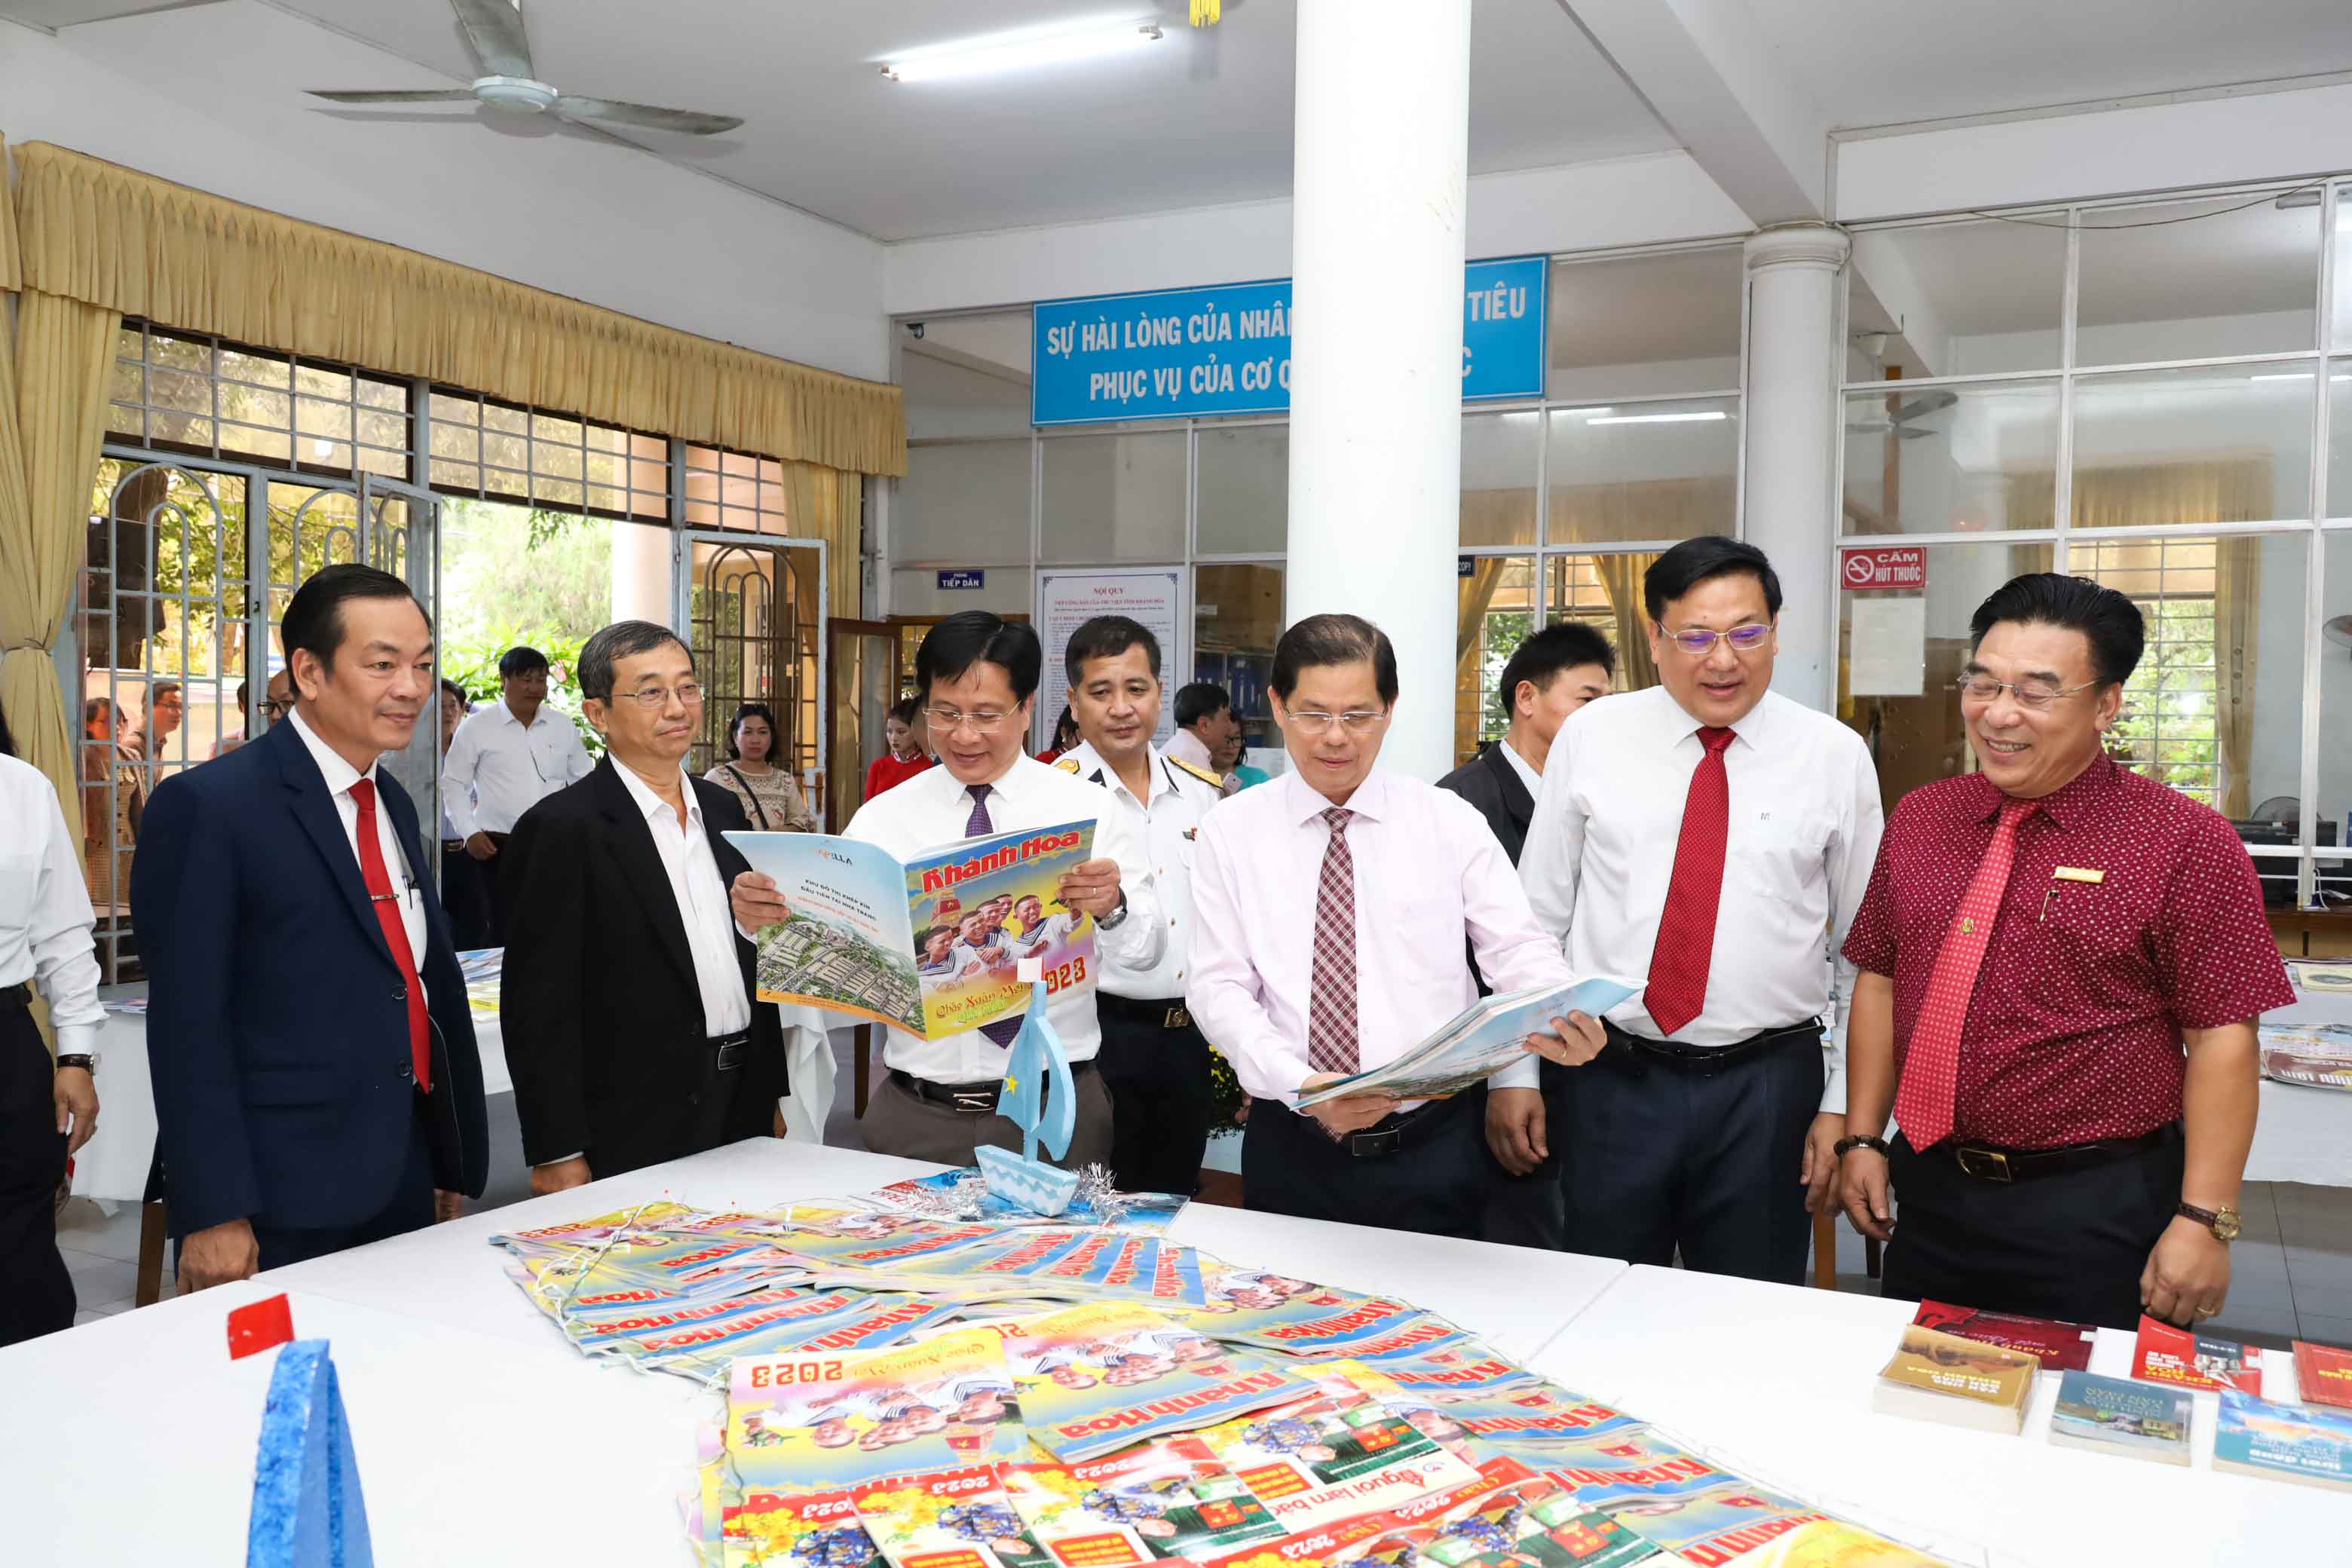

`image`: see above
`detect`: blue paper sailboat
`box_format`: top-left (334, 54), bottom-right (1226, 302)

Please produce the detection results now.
top-left (975, 961), bottom-right (1083, 1215)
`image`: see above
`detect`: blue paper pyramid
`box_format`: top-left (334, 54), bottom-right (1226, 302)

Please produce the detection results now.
top-left (247, 1340), bottom-right (374, 1568)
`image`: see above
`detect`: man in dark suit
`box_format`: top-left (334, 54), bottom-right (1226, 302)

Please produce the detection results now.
top-left (500, 620), bottom-right (785, 1193)
top-left (1438, 621), bottom-right (1613, 1248)
top-left (134, 564), bottom-right (488, 1288)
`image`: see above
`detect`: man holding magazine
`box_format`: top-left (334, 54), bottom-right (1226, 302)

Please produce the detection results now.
top-left (1187, 614), bottom-right (1608, 1239)
top-left (730, 613), bottom-right (1162, 1167)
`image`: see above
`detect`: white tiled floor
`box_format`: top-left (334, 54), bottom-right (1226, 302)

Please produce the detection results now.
top-left (54, 1196), bottom-right (173, 1326)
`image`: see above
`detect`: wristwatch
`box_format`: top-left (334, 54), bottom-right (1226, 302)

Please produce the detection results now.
top-left (55, 1052), bottom-right (97, 1073)
top-left (1834, 1133), bottom-right (1890, 1160)
top-left (1097, 892), bottom-right (1130, 932)
top-left (2177, 1201), bottom-right (2241, 1242)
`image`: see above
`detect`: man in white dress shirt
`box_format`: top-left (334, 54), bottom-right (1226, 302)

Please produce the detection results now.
top-left (441, 644), bottom-right (593, 943)
top-left (1189, 614), bottom-right (1605, 1239)
top-left (0, 701), bottom-right (104, 1344)
top-left (1511, 537), bottom-right (1882, 1284)
top-left (1054, 614), bottom-right (1226, 1196)
top-left (731, 613), bottom-right (1162, 1168)
top-left (1168, 683), bottom-right (1244, 798)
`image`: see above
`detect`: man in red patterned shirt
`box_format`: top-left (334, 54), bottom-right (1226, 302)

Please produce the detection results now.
top-left (1836, 573), bottom-right (2292, 1330)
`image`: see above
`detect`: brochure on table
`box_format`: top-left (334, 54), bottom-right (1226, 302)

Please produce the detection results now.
top-left (1294, 976), bottom-right (1643, 1108)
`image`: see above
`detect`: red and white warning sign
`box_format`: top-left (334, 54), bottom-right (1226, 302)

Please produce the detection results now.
top-left (1841, 547), bottom-right (1925, 591)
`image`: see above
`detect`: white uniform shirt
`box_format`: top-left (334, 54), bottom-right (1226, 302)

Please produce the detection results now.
top-left (441, 698), bottom-right (593, 838)
top-left (287, 709), bottom-right (427, 985)
top-left (1508, 685), bottom-right (1882, 1107)
top-left (1187, 767), bottom-right (1572, 1104)
top-left (0, 754), bottom-right (105, 1056)
top-left (1055, 740), bottom-right (1221, 1002)
top-left (1165, 727), bottom-right (1218, 778)
top-left (610, 764), bottom-right (755, 1038)
top-left (842, 754), bottom-right (1165, 1080)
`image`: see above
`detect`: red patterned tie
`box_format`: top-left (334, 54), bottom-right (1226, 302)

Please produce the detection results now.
top-left (1895, 798), bottom-right (2036, 1150)
top-left (1306, 807), bottom-right (1358, 1076)
top-left (1643, 727), bottom-right (1737, 1037)
top-left (350, 778), bottom-right (432, 1093)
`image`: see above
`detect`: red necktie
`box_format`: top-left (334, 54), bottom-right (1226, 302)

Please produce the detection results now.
top-left (1895, 798), bottom-right (2035, 1150)
top-left (350, 778), bottom-right (432, 1093)
top-left (1643, 727), bottom-right (1737, 1037)
top-left (1306, 807), bottom-right (1358, 1076)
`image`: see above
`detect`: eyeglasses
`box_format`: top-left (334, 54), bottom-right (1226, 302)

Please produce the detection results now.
top-left (1664, 623), bottom-right (1773, 657)
top-left (923, 705), bottom-right (1017, 734)
top-left (1285, 709), bottom-right (1390, 736)
top-left (1955, 675), bottom-right (2100, 710)
top-left (613, 682), bottom-right (705, 710)
top-left (262, 700), bottom-right (292, 718)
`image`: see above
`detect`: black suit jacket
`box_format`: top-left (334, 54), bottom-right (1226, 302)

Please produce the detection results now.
top-left (1437, 742), bottom-right (1536, 866)
top-left (131, 718), bottom-right (488, 1238)
top-left (498, 758), bottom-right (786, 1174)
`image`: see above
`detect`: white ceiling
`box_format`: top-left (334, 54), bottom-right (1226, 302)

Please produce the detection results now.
top-left (1747, 0), bottom-right (2352, 130)
top-left (152, 0), bottom-right (1677, 242)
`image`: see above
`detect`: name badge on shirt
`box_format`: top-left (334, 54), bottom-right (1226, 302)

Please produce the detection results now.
top-left (2053, 866), bottom-right (2105, 884)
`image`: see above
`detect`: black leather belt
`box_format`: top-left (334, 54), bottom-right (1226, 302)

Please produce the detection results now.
top-left (1098, 992), bottom-right (1191, 1030)
top-left (1338, 1096), bottom-right (1461, 1160)
top-left (1909, 1124), bottom-right (2177, 1184)
top-left (893, 1058), bottom-right (1095, 1114)
top-left (0, 982), bottom-right (28, 1009)
top-left (712, 1029), bottom-right (752, 1073)
top-left (1603, 1018), bottom-right (1821, 1075)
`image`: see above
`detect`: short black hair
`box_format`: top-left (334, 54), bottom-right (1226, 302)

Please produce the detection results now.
top-left (1272, 614), bottom-right (1399, 704)
top-left (1643, 536), bottom-right (1783, 624)
top-left (727, 701), bottom-right (779, 760)
top-left (149, 680), bottom-right (182, 706)
top-left (438, 677), bottom-right (467, 706)
top-left (280, 562), bottom-right (427, 673)
top-left (1174, 682), bottom-right (1232, 730)
top-left (889, 695), bottom-right (921, 727)
top-left (1496, 623), bottom-right (1615, 721)
top-left (578, 619), bottom-right (693, 702)
top-left (916, 611), bottom-right (1041, 703)
top-left (1064, 615), bottom-right (1162, 688)
top-left (1968, 572), bottom-right (2145, 686)
top-left (84, 697), bottom-right (115, 728)
top-left (498, 645), bottom-right (550, 680)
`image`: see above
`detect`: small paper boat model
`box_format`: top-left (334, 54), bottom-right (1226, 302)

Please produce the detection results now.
top-left (978, 961), bottom-right (1081, 1216)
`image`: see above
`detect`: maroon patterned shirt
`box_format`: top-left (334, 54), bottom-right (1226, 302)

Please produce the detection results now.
top-left (1842, 757), bottom-right (2292, 1148)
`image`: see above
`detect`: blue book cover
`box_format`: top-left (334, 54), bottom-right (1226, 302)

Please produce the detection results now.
top-left (2216, 1391), bottom-right (2352, 1490)
top-left (2049, 1370), bottom-right (2191, 1464)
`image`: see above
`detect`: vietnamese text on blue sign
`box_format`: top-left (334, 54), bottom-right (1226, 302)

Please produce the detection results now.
top-left (937, 569), bottom-right (985, 590)
top-left (1031, 256), bottom-right (1548, 426)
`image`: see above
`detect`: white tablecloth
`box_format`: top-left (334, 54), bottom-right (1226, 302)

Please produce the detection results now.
top-left (1528, 1266), bottom-right (2352, 1568)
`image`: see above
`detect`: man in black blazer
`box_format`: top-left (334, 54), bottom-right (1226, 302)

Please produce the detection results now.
top-left (1438, 621), bottom-right (1613, 1248)
top-left (500, 620), bottom-right (785, 1193)
top-left (135, 564), bottom-right (488, 1287)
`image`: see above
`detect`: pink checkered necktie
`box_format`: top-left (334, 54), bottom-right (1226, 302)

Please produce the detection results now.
top-left (1306, 807), bottom-right (1359, 1077)
top-left (966, 784), bottom-right (1024, 1049)
top-left (1643, 727), bottom-right (1737, 1038)
top-left (1895, 798), bottom-right (2037, 1150)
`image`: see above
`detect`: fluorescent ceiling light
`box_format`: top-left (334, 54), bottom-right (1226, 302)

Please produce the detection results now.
top-left (2247, 372), bottom-right (2352, 382)
top-left (1585, 411), bottom-right (1729, 425)
top-left (882, 19), bottom-right (1162, 84)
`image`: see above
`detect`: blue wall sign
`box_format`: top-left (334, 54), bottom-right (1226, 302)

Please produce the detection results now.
top-left (937, 569), bottom-right (985, 590)
top-left (1031, 256), bottom-right (1548, 427)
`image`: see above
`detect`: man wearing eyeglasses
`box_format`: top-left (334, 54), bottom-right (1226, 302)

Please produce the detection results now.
top-left (1189, 614), bottom-right (1604, 1240)
top-left (1837, 574), bottom-right (2289, 1330)
top-left (1514, 536), bottom-right (1882, 1285)
top-left (500, 620), bottom-right (786, 1194)
top-left (729, 611), bottom-right (1162, 1168)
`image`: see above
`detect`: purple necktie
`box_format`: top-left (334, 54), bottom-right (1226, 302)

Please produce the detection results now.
top-left (967, 784), bottom-right (1024, 1047)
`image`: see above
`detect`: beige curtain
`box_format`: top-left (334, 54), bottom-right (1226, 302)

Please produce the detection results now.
top-left (781, 460), bottom-right (863, 622)
top-left (0, 288), bottom-right (121, 844)
top-left (1593, 553), bottom-right (1661, 692)
top-left (0, 135), bottom-right (18, 292)
top-left (2214, 537), bottom-right (2260, 818)
top-left (13, 141), bottom-right (905, 478)
top-left (1454, 558), bottom-right (1507, 763)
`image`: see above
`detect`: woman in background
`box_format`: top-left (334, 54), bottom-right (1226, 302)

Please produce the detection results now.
top-left (79, 698), bottom-right (142, 912)
top-left (863, 695), bottom-right (933, 803)
top-left (1037, 705), bottom-right (1080, 765)
top-left (704, 702), bottom-right (819, 833)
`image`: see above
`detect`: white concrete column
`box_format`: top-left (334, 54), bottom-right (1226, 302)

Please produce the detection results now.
top-left (611, 519), bottom-right (674, 626)
top-left (1741, 222), bottom-right (1851, 713)
top-left (1284, 0), bottom-right (1472, 781)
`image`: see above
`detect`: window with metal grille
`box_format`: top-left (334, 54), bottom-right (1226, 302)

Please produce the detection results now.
top-left (684, 443), bottom-right (791, 534)
top-left (106, 323), bottom-right (411, 480)
top-left (426, 389), bottom-right (669, 522)
top-left (2076, 536), bottom-right (2221, 807)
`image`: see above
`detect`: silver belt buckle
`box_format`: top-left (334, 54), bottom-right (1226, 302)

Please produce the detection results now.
top-left (713, 1037), bottom-right (749, 1072)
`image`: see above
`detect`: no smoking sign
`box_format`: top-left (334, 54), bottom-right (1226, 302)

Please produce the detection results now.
top-left (1841, 547), bottom-right (1925, 590)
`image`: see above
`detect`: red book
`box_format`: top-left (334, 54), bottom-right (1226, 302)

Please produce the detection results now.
top-left (2296, 1340), bottom-right (2352, 1410)
top-left (1912, 1300), bottom-right (2096, 1374)
top-left (2132, 1315), bottom-right (2263, 1394)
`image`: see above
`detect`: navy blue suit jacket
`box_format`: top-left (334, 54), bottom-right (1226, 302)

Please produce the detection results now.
top-left (131, 718), bottom-right (489, 1239)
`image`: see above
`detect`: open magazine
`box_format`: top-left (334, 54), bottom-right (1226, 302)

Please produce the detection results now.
top-left (2259, 1022), bottom-right (2352, 1091)
top-left (725, 822), bottom-right (1097, 1040)
top-left (1292, 976), bottom-right (1643, 1109)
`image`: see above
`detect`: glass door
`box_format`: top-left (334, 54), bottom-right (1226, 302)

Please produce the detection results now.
top-left (672, 531), bottom-right (827, 820)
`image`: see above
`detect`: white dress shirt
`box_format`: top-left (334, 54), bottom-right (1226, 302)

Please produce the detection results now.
top-left (1496, 733), bottom-right (1543, 801)
top-left (1510, 685), bottom-right (1883, 1108)
top-left (1056, 740), bottom-right (1222, 1002)
top-left (441, 698), bottom-right (593, 838)
top-left (841, 754), bottom-right (1165, 1081)
top-left (287, 708), bottom-right (426, 982)
top-left (610, 764), bottom-right (755, 1039)
top-left (1188, 767), bottom-right (1573, 1104)
top-left (0, 755), bottom-right (105, 1057)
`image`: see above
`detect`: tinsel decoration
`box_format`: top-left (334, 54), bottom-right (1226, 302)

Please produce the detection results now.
top-left (1190, 0), bottom-right (1221, 25)
top-left (1070, 1162), bottom-right (1131, 1226)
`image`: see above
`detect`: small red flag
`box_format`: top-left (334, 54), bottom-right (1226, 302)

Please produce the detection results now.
top-left (226, 1294), bottom-right (295, 1360)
